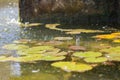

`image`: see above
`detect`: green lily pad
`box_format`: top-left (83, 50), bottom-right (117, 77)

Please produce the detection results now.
top-left (0, 54), bottom-right (65, 62)
top-left (101, 46), bottom-right (120, 54)
top-left (15, 54), bottom-right (43, 62)
top-left (0, 54), bottom-right (43, 62)
top-left (2, 44), bottom-right (29, 50)
top-left (54, 37), bottom-right (73, 41)
top-left (41, 56), bottom-right (65, 61)
top-left (43, 51), bottom-right (67, 56)
top-left (105, 53), bottom-right (120, 61)
top-left (84, 57), bottom-right (107, 63)
top-left (17, 46), bottom-right (54, 54)
top-left (16, 46), bottom-right (55, 55)
top-left (30, 46), bottom-right (54, 51)
top-left (51, 62), bottom-right (93, 72)
top-left (73, 51), bottom-right (102, 58)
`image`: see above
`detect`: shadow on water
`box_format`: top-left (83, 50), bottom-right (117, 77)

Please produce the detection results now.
top-left (0, 0), bottom-right (120, 80)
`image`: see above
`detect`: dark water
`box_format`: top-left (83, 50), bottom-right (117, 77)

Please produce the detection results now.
top-left (0, 0), bottom-right (120, 80)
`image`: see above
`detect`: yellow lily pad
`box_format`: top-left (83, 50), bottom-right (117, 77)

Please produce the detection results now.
top-left (73, 51), bottom-right (102, 58)
top-left (54, 37), bottom-right (73, 41)
top-left (113, 39), bottom-right (120, 43)
top-left (65, 29), bottom-right (103, 34)
top-left (45, 24), bottom-right (60, 30)
top-left (20, 23), bottom-right (42, 27)
top-left (84, 57), bottom-right (107, 63)
top-left (51, 62), bottom-right (93, 72)
top-left (93, 34), bottom-right (116, 39)
top-left (111, 32), bottom-right (120, 35)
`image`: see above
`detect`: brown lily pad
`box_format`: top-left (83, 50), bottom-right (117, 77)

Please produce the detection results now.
top-left (68, 46), bottom-right (86, 51)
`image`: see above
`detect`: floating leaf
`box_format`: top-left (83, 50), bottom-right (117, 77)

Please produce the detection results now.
top-left (2, 44), bottom-right (29, 50)
top-left (15, 54), bottom-right (43, 62)
top-left (93, 34), bottom-right (116, 39)
top-left (105, 53), bottom-right (120, 61)
top-left (65, 31), bottom-right (81, 34)
top-left (44, 41), bottom-right (63, 46)
top-left (45, 24), bottom-right (60, 30)
top-left (41, 56), bottom-right (65, 61)
top-left (84, 57), bottom-right (107, 63)
top-left (54, 37), bottom-right (73, 41)
top-left (30, 46), bottom-right (54, 51)
top-left (13, 39), bottom-right (30, 44)
top-left (65, 29), bottom-right (103, 34)
top-left (51, 62), bottom-right (93, 72)
top-left (73, 51), bottom-right (102, 58)
top-left (20, 23), bottom-right (42, 27)
top-left (111, 32), bottom-right (120, 35)
top-left (101, 46), bottom-right (120, 54)
top-left (113, 39), bottom-right (120, 43)
top-left (69, 46), bottom-right (86, 51)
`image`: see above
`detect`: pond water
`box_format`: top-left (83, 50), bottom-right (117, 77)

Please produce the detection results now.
top-left (0, 0), bottom-right (120, 80)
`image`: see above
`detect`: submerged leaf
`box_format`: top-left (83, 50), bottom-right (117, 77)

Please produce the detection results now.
top-left (51, 62), bottom-right (93, 72)
top-left (73, 51), bottom-right (102, 58)
top-left (84, 57), bottom-right (107, 63)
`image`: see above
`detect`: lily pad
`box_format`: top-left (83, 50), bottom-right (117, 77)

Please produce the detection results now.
top-left (113, 39), bottom-right (120, 43)
top-left (43, 51), bottom-right (68, 56)
top-left (101, 46), bottom-right (120, 54)
top-left (84, 57), bottom-right (107, 63)
top-left (2, 44), bottom-right (29, 50)
top-left (44, 41), bottom-right (63, 46)
top-left (111, 32), bottom-right (120, 35)
top-left (93, 34), bottom-right (116, 39)
top-left (65, 29), bottom-right (103, 34)
top-left (73, 51), bottom-right (102, 58)
top-left (13, 39), bottom-right (38, 44)
top-left (13, 39), bottom-right (30, 44)
top-left (51, 62), bottom-right (93, 72)
top-left (54, 37), bottom-right (73, 41)
top-left (105, 53), bottom-right (120, 61)
top-left (20, 23), bottom-right (42, 27)
top-left (69, 46), bottom-right (86, 51)
top-left (45, 24), bottom-right (60, 30)
top-left (41, 56), bottom-right (65, 61)
top-left (17, 46), bottom-right (55, 55)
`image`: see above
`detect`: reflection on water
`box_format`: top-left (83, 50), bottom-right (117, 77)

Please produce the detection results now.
top-left (0, 0), bottom-right (120, 80)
